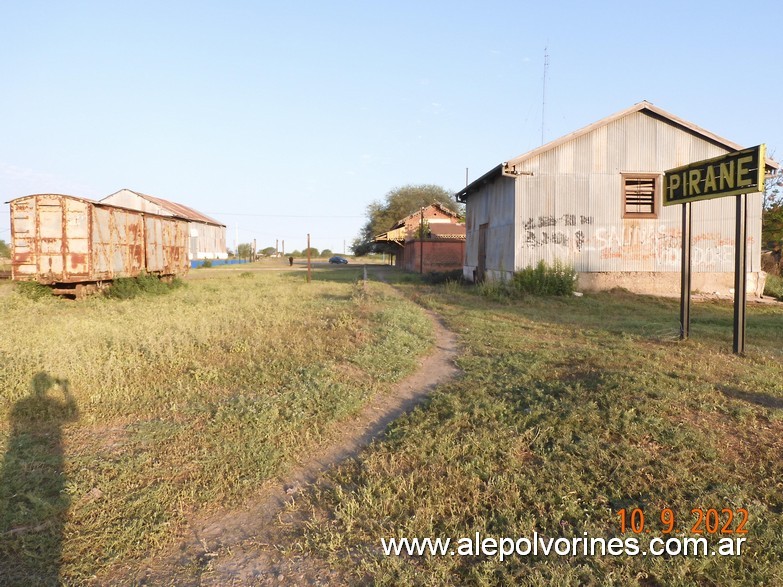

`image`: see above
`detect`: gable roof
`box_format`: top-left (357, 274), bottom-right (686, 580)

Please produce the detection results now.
top-left (456, 101), bottom-right (779, 202)
top-left (390, 202), bottom-right (461, 229)
top-left (104, 189), bottom-right (225, 227)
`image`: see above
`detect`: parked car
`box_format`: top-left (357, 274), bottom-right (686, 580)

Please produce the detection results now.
top-left (329, 256), bottom-right (349, 264)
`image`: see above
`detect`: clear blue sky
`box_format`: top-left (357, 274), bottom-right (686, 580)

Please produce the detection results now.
top-left (1, 0), bottom-right (781, 253)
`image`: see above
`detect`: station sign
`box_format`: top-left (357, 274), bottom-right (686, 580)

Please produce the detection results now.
top-left (663, 145), bottom-right (766, 206)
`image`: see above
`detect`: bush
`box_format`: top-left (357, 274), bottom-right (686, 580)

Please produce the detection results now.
top-left (104, 274), bottom-right (182, 300)
top-left (15, 281), bottom-right (53, 300)
top-left (422, 269), bottom-right (464, 285)
top-left (765, 274), bottom-right (783, 301)
top-left (200, 259), bottom-right (213, 268)
top-left (512, 260), bottom-right (577, 296)
top-left (475, 260), bottom-right (577, 300)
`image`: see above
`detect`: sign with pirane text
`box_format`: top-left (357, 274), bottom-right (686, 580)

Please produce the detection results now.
top-left (663, 145), bottom-right (765, 206)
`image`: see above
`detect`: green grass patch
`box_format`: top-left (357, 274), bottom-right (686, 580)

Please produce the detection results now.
top-left (764, 273), bottom-right (783, 300)
top-left (104, 274), bottom-right (184, 299)
top-left (295, 283), bottom-right (783, 585)
top-left (0, 269), bottom-right (434, 582)
top-left (14, 280), bottom-right (54, 301)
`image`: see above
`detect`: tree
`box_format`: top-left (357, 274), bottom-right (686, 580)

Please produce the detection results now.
top-left (352, 184), bottom-right (462, 256)
top-left (763, 167), bottom-right (783, 249)
top-left (320, 249), bottom-right (333, 257)
top-left (0, 239), bottom-right (9, 258)
top-left (236, 243), bottom-right (254, 261)
top-left (302, 247), bottom-right (319, 258)
top-left (260, 246), bottom-right (277, 256)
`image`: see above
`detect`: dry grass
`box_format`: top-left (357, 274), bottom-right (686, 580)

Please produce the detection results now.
top-left (0, 269), bottom-right (434, 584)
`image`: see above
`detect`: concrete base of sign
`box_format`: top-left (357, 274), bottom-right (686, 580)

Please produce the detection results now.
top-left (577, 271), bottom-right (766, 299)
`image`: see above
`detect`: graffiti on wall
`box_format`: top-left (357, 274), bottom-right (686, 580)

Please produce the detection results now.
top-left (523, 214), bottom-right (744, 269)
top-left (524, 214), bottom-right (593, 252)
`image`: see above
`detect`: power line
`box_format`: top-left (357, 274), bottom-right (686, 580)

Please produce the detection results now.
top-left (206, 212), bottom-right (364, 218)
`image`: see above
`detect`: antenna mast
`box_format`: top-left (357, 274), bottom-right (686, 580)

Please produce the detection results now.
top-left (541, 45), bottom-right (548, 146)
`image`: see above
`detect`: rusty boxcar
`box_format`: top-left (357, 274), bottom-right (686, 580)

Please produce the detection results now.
top-left (9, 194), bottom-right (189, 294)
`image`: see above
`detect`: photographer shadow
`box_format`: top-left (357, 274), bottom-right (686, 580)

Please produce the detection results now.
top-left (0, 372), bottom-right (79, 586)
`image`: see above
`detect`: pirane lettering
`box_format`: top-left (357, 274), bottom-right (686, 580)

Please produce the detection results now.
top-left (663, 145), bottom-right (764, 206)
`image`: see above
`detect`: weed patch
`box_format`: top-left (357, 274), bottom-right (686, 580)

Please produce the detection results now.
top-left (104, 274), bottom-right (183, 299)
top-left (765, 273), bottom-right (783, 300)
top-left (14, 281), bottom-right (53, 300)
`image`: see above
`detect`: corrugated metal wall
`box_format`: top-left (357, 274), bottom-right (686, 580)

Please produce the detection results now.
top-left (10, 194), bottom-right (189, 284)
top-left (509, 110), bottom-right (761, 274)
top-left (103, 190), bottom-right (227, 260)
top-left (464, 175), bottom-right (516, 280)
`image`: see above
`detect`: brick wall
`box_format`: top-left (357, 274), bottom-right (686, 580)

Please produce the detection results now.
top-left (400, 239), bottom-right (465, 273)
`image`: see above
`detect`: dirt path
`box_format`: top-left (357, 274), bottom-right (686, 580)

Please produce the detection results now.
top-left (100, 277), bottom-right (459, 586)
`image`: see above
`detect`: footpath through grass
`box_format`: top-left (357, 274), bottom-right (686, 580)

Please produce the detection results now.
top-left (0, 269), bottom-right (434, 584)
top-left (296, 278), bottom-right (783, 586)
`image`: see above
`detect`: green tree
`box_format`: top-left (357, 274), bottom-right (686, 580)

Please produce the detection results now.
top-left (763, 168), bottom-right (783, 249)
top-left (0, 239), bottom-right (9, 258)
top-left (260, 246), bottom-right (277, 256)
top-left (320, 249), bottom-right (333, 257)
top-left (302, 247), bottom-right (319, 258)
top-left (351, 184), bottom-right (462, 256)
top-left (236, 243), bottom-right (254, 261)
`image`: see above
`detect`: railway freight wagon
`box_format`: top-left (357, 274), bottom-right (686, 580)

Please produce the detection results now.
top-left (9, 194), bottom-right (189, 295)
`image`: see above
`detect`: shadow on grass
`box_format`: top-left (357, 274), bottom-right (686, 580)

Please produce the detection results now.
top-left (0, 372), bottom-right (79, 586)
top-left (719, 386), bottom-right (783, 410)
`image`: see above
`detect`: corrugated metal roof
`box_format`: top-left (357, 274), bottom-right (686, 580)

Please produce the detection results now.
top-left (107, 189), bottom-right (226, 227)
top-left (457, 101), bottom-right (780, 202)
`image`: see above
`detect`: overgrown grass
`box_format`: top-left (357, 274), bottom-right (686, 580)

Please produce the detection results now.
top-left (765, 273), bottom-right (783, 300)
top-left (512, 259), bottom-right (577, 296)
top-left (0, 270), bottom-right (434, 583)
top-left (294, 281), bottom-right (783, 585)
top-left (475, 260), bottom-right (578, 299)
top-left (14, 280), bottom-right (53, 300)
top-left (103, 274), bottom-right (184, 299)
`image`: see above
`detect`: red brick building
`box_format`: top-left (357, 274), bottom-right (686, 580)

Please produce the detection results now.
top-left (374, 203), bottom-right (466, 273)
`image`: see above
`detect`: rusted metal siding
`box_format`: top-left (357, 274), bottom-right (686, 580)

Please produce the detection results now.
top-left (463, 175), bottom-right (516, 281)
top-left (145, 215), bottom-right (189, 274)
top-left (101, 189), bottom-right (228, 260)
top-left (509, 110), bottom-right (760, 275)
top-left (9, 194), bottom-right (188, 284)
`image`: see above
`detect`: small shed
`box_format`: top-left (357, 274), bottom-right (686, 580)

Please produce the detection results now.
top-left (456, 101), bottom-right (779, 296)
top-left (374, 203), bottom-right (465, 273)
top-left (101, 189), bottom-right (227, 261)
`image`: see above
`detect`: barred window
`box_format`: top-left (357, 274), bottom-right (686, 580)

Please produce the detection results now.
top-left (622, 173), bottom-right (659, 218)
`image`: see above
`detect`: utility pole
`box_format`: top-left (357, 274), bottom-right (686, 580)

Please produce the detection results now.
top-left (541, 45), bottom-right (549, 146)
top-left (282, 240), bottom-right (285, 256)
top-left (252, 238), bottom-right (256, 262)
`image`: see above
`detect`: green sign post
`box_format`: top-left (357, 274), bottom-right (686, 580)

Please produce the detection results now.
top-left (663, 145), bottom-right (766, 354)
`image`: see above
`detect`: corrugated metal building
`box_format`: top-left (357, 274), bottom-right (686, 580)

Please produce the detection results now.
top-left (456, 101), bottom-right (779, 296)
top-left (101, 189), bottom-right (227, 261)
